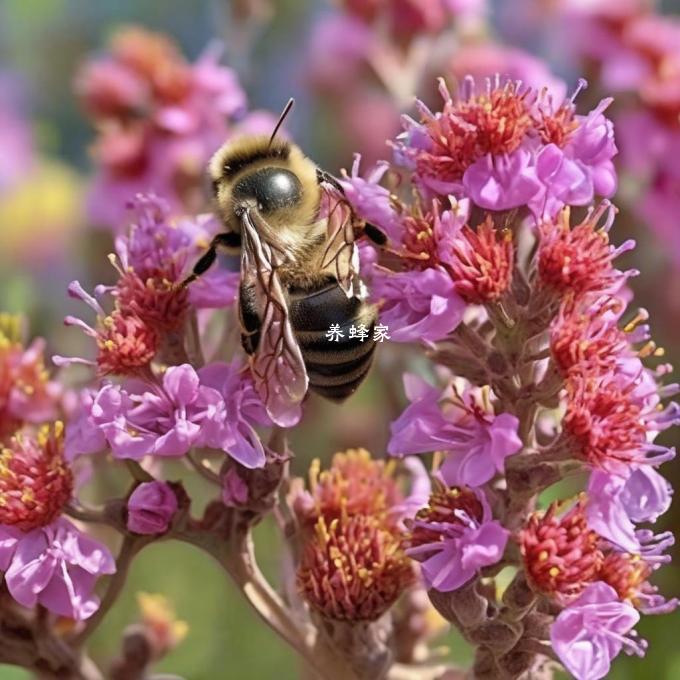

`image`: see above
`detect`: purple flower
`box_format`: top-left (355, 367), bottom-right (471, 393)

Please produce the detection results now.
top-left (198, 361), bottom-right (272, 469)
top-left (568, 98), bottom-right (618, 196)
top-left (64, 389), bottom-right (107, 461)
top-left (393, 77), bottom-right (617, 216)
top-left (340, 155), bottom-right (404, 243)
top-left (370, 267), bottom-right (466, 343)
top-left (0, 518), bottom-right (115, 620)
top-left (463, 148), bottom-right (542, 211)
top-left (389, 456), bottom-right (432, 524)
top-left (587, 468), bottom-right (673, 556)
top-left (551, 582), bottom-right (646, 680)
top-left (0, 73), bottom-right (34, 192)
top-left (407, 485), bottom-right (508, 592)
top-left (388, 375), bottom-right (522, 487)
top-left (113, 194), bottom-right (238, 309)
top-left (127, 481), bottom-right (178, 534)
top-left (89, 365), bottom-right (226, 460)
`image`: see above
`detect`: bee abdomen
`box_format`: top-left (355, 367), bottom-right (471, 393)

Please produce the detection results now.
top-left (288, 284), bottom-right (377, 402)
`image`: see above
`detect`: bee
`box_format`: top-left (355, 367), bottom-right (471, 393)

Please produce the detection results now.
top-left (183, 100), bottom-right (384, 426)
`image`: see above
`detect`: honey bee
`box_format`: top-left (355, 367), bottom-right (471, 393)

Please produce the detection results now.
top-left (183, 100), bottom-right (383, 426)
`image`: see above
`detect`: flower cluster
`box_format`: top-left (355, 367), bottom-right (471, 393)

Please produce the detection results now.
top-left (394, 77), bottom-right (616, 216)
top-left (559, 2), bottom-right (680, 265)
top-left (0, 318), bottom-right (115, 621)
top-left (340, 69), bottom-right (676, 679)
top-left (76, 26), bottom-right (271, 229)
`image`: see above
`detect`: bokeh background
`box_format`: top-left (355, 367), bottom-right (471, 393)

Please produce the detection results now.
top-left (1, 0), bottom-right (680, 678)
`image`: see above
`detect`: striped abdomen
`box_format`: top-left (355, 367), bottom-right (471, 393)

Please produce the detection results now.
top-left (239, 282), bottom-right (377, 401)
top-left (289, 283), bottom-right (377, 401)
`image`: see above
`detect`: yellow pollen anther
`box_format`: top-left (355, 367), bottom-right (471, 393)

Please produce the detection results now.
top-left (538, 550), bottom-right (549, 562)
top-left (549, 566), bottom-right (560, 578)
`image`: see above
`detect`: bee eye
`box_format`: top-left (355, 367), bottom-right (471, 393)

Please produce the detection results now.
top-left (233, 167), bottom-right (302, 213)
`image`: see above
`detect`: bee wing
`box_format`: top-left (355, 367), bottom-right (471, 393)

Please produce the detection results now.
top-left (239, 208), bottom-right (308, 427)
top-left (317, 183), bottom-right (361, 298)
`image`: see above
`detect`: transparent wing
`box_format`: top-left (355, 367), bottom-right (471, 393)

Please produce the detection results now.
top-left (317, 183), bottom-right (361, 298)
top-left (239, 208), bottom-right (308, 427)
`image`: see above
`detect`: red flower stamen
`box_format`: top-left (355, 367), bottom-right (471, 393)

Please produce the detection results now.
top-left (563, 376), bottom-right (646, 469)
top-left (297, 513), bottom-right (414, 622)
top-left (96, 310), bottom-right (158, 376)
top-left (449, 216), bottom-right (514, 303)
top-left (415, 79), bottom-right (533, 185)
top-left (116, 269), bottom-right (189, 332)
top-left (520, 501), bottom-right (603, 601)
top-left (0, 422), bottom-right (73, 530)
top-left (297, 448), bottom-right (403, 528)
top-left (538, 204), bottom-right (631, 298)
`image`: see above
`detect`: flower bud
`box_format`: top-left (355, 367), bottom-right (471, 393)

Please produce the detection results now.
top-left (126, 481), bottom-right (178, 535)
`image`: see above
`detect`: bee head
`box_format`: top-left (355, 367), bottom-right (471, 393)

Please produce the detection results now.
top-left (209, 135), bottom-right (320, 233)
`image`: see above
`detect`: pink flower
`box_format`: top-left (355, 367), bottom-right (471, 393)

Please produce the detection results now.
top-left (127, 481), bottom-right (178, 534)
top-left (0, 335), bottom-right (60, 439)
top-left (0, 518), bottom-right (115, 620)
top-left (340, 155), bottom-right (404, 243)
top-left (113, 194), bottom-right (239, 311)
top-left (551, 582), bottom-right (646, 680)
top-left (0, 74), bottom-right (34, 192)
top-left (388, 375), bottom-right (521, 487)
top-left (198, 361), bottom-right (272, 469)
top-left (76, 28), bottom-right (250, 229)
top-left (87, 365), bottom-right (226, 460)
top-left (463, 147), bottom-right (542, 211)
top-left (586, 468), bottom-right (673, 556)
top-left (370, 267), bottom-right (466, 343)
top-left (394, 77), bottom-right (617, 215)
top-left (64, 389), bottom-right (107, 461)
top-left (406, 484), bottom-right (508, 592)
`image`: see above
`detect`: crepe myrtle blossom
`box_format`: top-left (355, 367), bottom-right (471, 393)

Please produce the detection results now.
top-left (0, 518), bottom-right (115, 620)
top-left (538, 203), bottom-right (636, 299)
top-left (55, 196), bottom-right (238, 373)
top-left (0, 423), bottom-right (73, 531)
top-left (110, 194), bottom-right (239, 324)
top-left (127, 481), bottom-right (178, 535)
top-left (388, 374), bottom-right (521, 487)
top-left (392, 76), bottom-right (616, 216)
top-left (521, 500), bottom-right (603, 602)
top-left (370, 266), bottom-right (466, 344)
top-left (586, 467), bottom-right (673, 556)
top-left (406, 484), bottom-right (508, 592)
top-left (562, 370), bottom-right (679, 476)
top-left (65, 361), bottom-right (270, 468)
top-left (0, 317), bottom-right (60, 441)
top-left (550, 581), bottom-right (646, 680)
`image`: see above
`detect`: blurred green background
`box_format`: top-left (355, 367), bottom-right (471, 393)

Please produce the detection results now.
top-left (1, 0), bottom-right (679, 678)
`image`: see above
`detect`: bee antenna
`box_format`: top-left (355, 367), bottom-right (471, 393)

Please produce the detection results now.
top-left (268, 98), bottom-right (295, 147)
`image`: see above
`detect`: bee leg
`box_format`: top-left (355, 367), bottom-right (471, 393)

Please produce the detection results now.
top-left (181, 232), bottom-right (242, 287)
top-left (316, 168), bottom-right (345, 194)
top-left (363, 223), bottom-right (387, 245)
